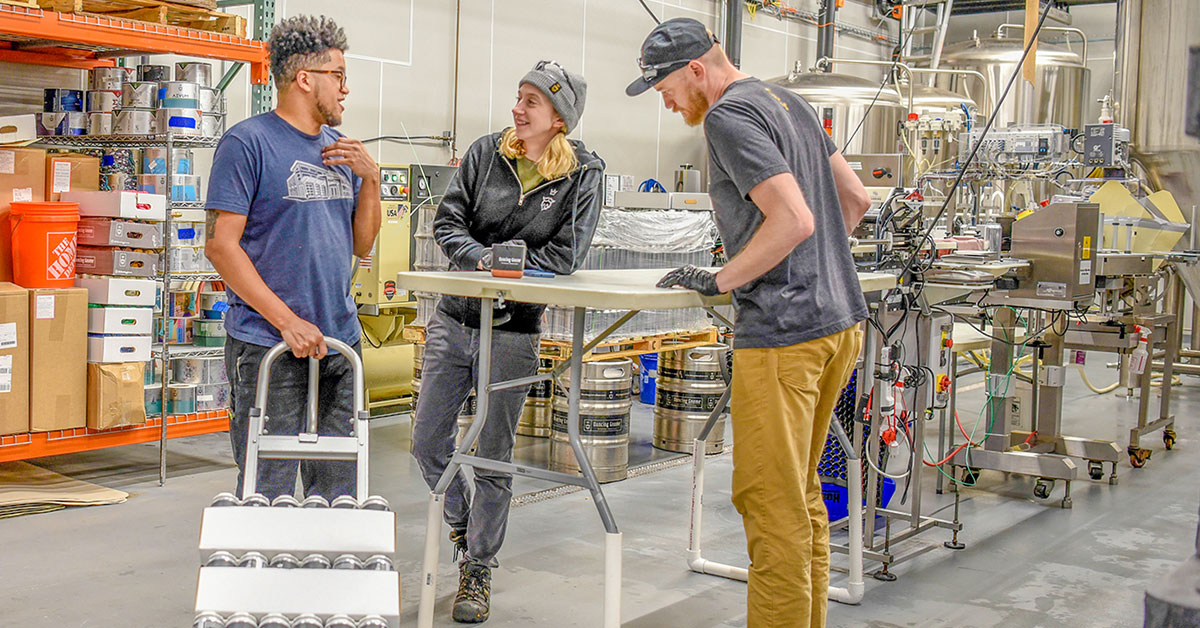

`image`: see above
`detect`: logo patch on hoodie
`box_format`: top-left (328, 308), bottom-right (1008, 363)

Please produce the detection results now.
top-left (540, 188), bottom-right (558, 211)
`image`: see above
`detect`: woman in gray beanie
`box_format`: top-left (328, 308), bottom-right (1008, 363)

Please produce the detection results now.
top-left (412, 60), bottom-right (605, 624)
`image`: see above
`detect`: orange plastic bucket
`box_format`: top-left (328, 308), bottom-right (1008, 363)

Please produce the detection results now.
top-left (10, 201), bottom-right (80, 289)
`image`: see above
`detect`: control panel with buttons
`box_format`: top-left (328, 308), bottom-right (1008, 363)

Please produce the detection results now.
top-left (379, 167), bottom-right (409, 202)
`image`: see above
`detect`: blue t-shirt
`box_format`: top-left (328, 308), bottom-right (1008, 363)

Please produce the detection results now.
top-left (206, 111), bottom-right (363, 348)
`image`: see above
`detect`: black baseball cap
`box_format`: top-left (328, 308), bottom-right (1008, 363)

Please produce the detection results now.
top-left (625, 18), bottom-right (717, 96)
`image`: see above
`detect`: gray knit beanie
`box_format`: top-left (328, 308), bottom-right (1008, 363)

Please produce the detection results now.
top-left (520, 60), bottom-right (587, 134)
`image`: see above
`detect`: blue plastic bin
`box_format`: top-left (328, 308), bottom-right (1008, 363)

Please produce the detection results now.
top-left (640, 354), bottom-right (657, 405)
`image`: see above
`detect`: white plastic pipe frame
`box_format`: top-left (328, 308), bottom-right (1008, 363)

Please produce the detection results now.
top-left (242, 338), bottom-right (369, 499)
top-left (417, 301), bottom-right (623, 628)
top-left (686, 307), bottom-right (868, 605)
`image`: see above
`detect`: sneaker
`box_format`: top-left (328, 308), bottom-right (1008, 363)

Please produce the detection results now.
top-left (452, 562), bottom-right (491, 623)
top-left (449, 528), bottom-right (468, 563)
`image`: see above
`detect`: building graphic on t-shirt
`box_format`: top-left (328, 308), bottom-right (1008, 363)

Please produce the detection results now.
top-left (284, 160), bottom-right (353, 202)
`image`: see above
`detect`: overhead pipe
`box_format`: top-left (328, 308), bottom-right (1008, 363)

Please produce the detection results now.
top-left (724, 0), bottom-right (742, 68)
top-left (928, 0), bottom-right (955, 77)
top-left (816, 0), bottom-right (838, 71)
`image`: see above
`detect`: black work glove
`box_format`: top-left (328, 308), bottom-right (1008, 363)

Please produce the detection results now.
top-left (656, 265), bottom-right (722, 296)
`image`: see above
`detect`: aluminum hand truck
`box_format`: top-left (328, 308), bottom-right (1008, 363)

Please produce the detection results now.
top-left (194, 339), bottom-right (401, 628)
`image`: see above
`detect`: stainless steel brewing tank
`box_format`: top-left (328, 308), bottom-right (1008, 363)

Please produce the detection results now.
top-left (766, 71), bottom-right (904, 154)
top-left (935, 36), bottom-right (1089, 129)
top-left (907, 83), bottom-right (977, 116)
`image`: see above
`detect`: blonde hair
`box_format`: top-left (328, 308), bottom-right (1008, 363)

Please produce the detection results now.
top-left (499, 127), bottom-right (578, 181)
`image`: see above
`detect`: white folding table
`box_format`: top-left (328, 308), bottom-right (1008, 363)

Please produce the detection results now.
top-left (394, 268), bottom-right (896, 627)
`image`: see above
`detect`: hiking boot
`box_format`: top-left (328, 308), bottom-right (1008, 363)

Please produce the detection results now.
top-left (449, 528), bottom-right (468, 563)
top-left (452, 562), bottom-right (491, 623)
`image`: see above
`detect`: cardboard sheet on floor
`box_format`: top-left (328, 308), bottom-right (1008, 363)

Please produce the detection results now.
top-left (0, 461), bottom-right (127, 507)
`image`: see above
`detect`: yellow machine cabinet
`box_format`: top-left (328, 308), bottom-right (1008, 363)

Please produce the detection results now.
top-left (353, 163), bottom-right (458, 312)
top-left (354, 163), bottom-right (413, 310)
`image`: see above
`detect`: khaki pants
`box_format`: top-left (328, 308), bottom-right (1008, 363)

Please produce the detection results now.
top-left (731, 325), bottom-right (863, 628)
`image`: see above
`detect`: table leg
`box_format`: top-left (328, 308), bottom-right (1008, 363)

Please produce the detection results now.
top-left (565, 306), bottom-right (622, 626)
top-left (418, 298), bottom-right (497, 627)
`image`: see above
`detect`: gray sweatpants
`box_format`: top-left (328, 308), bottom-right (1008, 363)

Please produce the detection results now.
top-left (412, 310), bottom-right (540, 567)
top-left (226, 337), bottom-right (360, 500)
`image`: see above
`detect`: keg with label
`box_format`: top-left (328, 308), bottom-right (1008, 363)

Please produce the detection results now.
top-left (654, 344), bottom-right (729, 454)
top-left (517, 358), bottom-right (554, 437)
top-left (549, 359), bottom-right (632, 483)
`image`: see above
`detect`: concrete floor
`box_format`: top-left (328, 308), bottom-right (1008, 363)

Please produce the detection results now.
top-left (1, 361), bottom-right (1197, 628)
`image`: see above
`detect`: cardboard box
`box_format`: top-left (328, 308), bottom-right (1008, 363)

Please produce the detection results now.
top-left (75, 276), bottom-right (157, 306)
top-left (87, 306), bottom-right (153, 335)
top-left (29, 287), bottom-right (87, 432)
top-left (61, 190), bottom-right (166, 222)
top-left (45, 153), bottom-right (100, 202)
top-left (77, 218), bottom-right (164, 249)
top-left (0, 114), bottom-right (37, 145)
top-left (76, 246), bottom-right (160, 277)
top-left (87, 362), bottom-right (146, 430)
top-left (87, 334), bottom-right (152, 363)
top-left (0, 147), bottom-right (47, 283)
top-left (0, 282), bottom-right (29, 435)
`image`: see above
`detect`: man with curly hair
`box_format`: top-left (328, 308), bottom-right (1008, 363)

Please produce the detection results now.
top-left (206, 15), bottom-right (380, 500)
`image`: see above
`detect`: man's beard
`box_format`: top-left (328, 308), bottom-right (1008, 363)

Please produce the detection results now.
top-left (681, 84), bottom-right (709, 127)
top-left (316, 97), bottom-right (342, 127)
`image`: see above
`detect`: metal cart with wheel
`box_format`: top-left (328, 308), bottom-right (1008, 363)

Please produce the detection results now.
top-left (193, 338), bottom-right (401, 627)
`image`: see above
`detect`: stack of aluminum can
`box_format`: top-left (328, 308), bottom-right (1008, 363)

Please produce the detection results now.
top-left (195, 493), bottom-right (398, 627)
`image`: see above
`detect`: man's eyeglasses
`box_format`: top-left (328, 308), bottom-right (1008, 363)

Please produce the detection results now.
top-left (304, 69), bottom-right (347, 89)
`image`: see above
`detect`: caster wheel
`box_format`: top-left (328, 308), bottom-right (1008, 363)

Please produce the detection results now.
top-left (872, 570), bottom-right (898, 582)
top-left (1061, 497), bottom-right (1073, 509)
top-left (1088, 461), bottom-right (1104, 481)
top-left (1033, 479), bottom-right (1053, 500)
top-left (1163, 429), bottom-right (1177, 450)
top-left (1129, 448), bottom-right (1151, 468)
top-left (961, 467), bottom-right (980, 485)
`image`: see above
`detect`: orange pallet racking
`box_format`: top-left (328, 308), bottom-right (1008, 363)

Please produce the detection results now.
top-left (0, 3), bottom-right (263, 474)
top-left (0, 410), bottom-right (231, 463)
top-left (0, 3), bottom-right (267, 82)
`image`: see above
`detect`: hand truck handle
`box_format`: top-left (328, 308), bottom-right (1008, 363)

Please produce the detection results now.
top-left (251, 338), bottom-right (366, 434)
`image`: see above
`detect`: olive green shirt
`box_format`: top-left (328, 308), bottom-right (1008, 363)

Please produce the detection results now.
top-left (515, 156), bottom-right (545, 193)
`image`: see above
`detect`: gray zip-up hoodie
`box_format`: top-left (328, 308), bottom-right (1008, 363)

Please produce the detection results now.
top-left (434, 130), bottom-right (606, 333)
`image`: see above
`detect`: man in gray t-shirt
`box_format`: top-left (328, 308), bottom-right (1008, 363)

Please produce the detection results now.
top-left (628, 18), bottom-right (872, 628)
